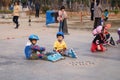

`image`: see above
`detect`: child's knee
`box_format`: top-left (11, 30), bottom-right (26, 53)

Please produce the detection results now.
top-left (91, 43), bottom-right (97, 52)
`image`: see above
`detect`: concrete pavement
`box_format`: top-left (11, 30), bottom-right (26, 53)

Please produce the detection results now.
top-left (0, 21), bottom-right (120, 80)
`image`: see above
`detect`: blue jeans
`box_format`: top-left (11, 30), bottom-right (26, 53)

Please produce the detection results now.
top-left (59, 21), bottom-right (64, 32)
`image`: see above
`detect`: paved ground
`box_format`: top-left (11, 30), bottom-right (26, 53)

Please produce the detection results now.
top-left (0, 18), bottom-right (120, 80)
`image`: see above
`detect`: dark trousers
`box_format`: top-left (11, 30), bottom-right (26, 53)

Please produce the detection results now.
top-left (104, 17), bottom-right (108, 21)
top-left (13, 16), bottom-right (19, 28)
top-left (91, 10), bottom-right (94, 21)
top-left (59, 19), bottom-right (68, 34)
top-left (63, 19), bottom-right (68, 34)
top-left (59, 21), bottom-right (64, 32)
top-left (117, 30), bottom-right (120, 43)
top-left (118, 30), bottom-right (120, 39)
top-left (93, 17), bottom-right (101, 29)
top-left (35, 9), bottom-right (39, 17)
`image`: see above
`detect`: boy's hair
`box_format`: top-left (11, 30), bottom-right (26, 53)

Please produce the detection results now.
top-left (105, 9), bottom-right (108, 12)
top-left (57, 34), bottom-right (64, 38)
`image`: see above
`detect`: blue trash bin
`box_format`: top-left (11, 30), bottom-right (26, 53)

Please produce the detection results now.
top-left (46, 10), bottom-right (58, 25)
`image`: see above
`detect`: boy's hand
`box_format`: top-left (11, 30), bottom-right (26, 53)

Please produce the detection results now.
top-left (40, 47), bottom-right (46, 51)
top-left (58, 49), bottom-right (66, 55)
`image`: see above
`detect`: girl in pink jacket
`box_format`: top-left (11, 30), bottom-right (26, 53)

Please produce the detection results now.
top-left (58, 6), bottom-right (68, 34)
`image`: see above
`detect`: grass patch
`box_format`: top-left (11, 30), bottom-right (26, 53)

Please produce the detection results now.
top-left (0, 10), bottom-right (13, 14)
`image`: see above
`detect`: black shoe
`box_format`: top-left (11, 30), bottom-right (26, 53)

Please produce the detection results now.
top-left (18, 24), bottom-right (20, 27)
top-left (14, 27), bottom-right (18, 29)
top-left (14, 24), bottom-right (20, 29)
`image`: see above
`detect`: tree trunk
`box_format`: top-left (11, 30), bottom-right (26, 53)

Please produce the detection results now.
top-left (0, 0), bottom-right (2, 9)
top-left (2, 0), bottom-right (11, 10)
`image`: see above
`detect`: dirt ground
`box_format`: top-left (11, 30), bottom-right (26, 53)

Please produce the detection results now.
top-left (67, 12), bottom-right (120, 32)
top-left (0, 11), bottom-right (120, 32)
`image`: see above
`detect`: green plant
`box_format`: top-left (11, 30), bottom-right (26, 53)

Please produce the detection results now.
top-left (0, 10), bottom-right (13, 14)
top-left (113, 9), bottom-right (119, 14)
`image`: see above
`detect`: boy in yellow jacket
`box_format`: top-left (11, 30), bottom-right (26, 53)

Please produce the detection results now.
top-left (54, 32), bottom-right (77, 58)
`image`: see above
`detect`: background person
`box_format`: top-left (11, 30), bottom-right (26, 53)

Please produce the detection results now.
top-left (35, 0), bottom-right (40, 17)
top-left (58, 6), bottom-right (69, 34)
top-left (93, 0), bottom-right (103, 29)
top-left (104, 9), bottom-right (109, 21)
top-left (90, 0), bottom-right (95, 21)
top-left (13, 1), bottom-right (20, 29)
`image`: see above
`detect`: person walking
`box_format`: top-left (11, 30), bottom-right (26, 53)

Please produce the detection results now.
top-left (90, 0), bottom-right (95, 21)
top-left (13, 1), bottom-right (20, 29)
top-left (35, 0), bottom-right (40, 17)
top-left (93, 0), bottom-right (103, 29)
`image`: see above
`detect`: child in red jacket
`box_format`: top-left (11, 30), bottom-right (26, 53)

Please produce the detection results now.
top-left (91, 26), bottom-right (107, 52)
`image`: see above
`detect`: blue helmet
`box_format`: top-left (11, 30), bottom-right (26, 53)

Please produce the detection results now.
top-left (56, 32), bottom-right (64, 38)
top-left (29, 34), bottom-right (39, 40)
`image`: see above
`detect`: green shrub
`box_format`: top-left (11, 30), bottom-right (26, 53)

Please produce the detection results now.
top-left (113, 9), bottom-right (119, 14)
top-left (0, 10), bottom-right (13, 14)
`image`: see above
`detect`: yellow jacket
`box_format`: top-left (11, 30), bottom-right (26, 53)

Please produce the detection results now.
top-left (54, 40), bottom-right (67, 51)
top-left (13, 5), bottom-right (20, 16)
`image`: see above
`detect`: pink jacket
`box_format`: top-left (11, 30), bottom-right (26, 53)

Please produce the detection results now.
top-left (57, 10), bottom-right (67, 22)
